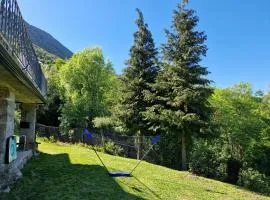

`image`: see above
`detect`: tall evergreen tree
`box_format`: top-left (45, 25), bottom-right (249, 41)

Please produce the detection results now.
top-left (119, 9), bottom-right (159, 156)
top-left (144, 4), bottom-right (213, 170)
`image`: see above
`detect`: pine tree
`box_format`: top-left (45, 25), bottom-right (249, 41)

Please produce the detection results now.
top-left (144, 4), bottom-right (213, 170)
top-left (119, 9), bottom-right (159, 156)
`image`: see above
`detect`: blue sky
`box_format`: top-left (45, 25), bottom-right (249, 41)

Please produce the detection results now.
top-left (19, 0), bottom-right (270, 91)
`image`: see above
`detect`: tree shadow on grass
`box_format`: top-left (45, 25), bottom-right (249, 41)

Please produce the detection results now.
top-left (0, 152), bottom-right (142, 200)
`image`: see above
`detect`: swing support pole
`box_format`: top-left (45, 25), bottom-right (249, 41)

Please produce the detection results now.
top-left (93, 148), bottom-right (110, 173)
top-left (84, 128), bottom-right (160, 177)
top-left (129, 144), bottom-right (154, 175)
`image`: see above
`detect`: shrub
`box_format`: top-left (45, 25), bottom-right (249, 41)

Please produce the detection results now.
top-left (37, 136), bottom-right (57, 143)
top-left (104, 140), bottom-right (123, 156)
top-left (238, 168), bottom-right (270, 195)
top-left (37, 137), bottom-right (50, 143)
top-left (49, 136), bottom-right (57, 143)
top-left (155, 133), bottom-right (181, 170)
top-left (93, 145), bottom-right (105, 153)
top-left (189, 141), bottom-right (225, 179)
top-left (226, 159), bottom-right (242, 184)
top-left (93, 117), bottom-right (113, 129)
top-left (78, 143), bottom-right (105, 153)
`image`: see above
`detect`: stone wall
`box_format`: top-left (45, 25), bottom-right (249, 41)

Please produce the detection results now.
top-left (0, 87), bottom-right (37, 193)
top-left (20, 104), bottom-right (37, 149)
top-left (0, 150), bottom-right (33, 192)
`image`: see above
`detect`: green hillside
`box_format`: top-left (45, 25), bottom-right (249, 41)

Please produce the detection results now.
top-left (33, 44), bottom-right (59, 65)
top-left (1, 141), bottom-right (269, 200)
top-left (25, 21), bottom-right (73, 59)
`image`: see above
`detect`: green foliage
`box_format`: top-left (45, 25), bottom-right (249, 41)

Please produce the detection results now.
top-left (210, 83), bottom-right (270, 163)
top-left (49, 136), bottom-right (57, 143)
top-left (37, 81), bottom-right (62, 126)
top-left (155, 133), bottom-right (181, 169)
top-left (189, 140), bottom-right (225, 179)
top-left (37, 59), bottom-right (65, 126)
top-left (34, 45), bottom-right (58, 68)
top-left (93, 117), bottom-right (114, 129)
top-left (103, 140), bottom-right (124, 156)
top-left (38, 136), bottom-right (57, 143)
top-left (75, 143), bottom-right (105, 153)
top-left (35, 42), bottom-right (64, 127)
top-left (238, 168), bottom-right (270, 195)
top-left (191, 83), bottom-right (270, 194)
top-left (144, 5), bottom-right (213, 170)
top-left (92, 115), bottom-right (128, 135)
top-left (250, 142), bottom-right (270, 176)
top-left (59, 48), bottom-right (120, 132)
top-left (118, 9), bottom-right (159, 135)
top-left (26, 22), bottom-right (73, 59)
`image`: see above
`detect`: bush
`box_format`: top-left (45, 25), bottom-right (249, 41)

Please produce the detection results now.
top-left (49, 136), bottom-right (57, 143)
top-left (155, 133), bottom-right (181, 170)
top-left (189, 141), bottom-right (225, 179)
top-left (76, 143), bottom-right (105, 153)
top-left (104, 140), bottom-right (123, 156)
top-left (37, 137), bottom-right (50, 143)
top-left (238, 168), bottom-right (270, 195)
top-left (93, 117), bottom-right (113, 129)
top-left (226, 159), bottom-right (242, 184)
top-left (37, 136), bottom-right (57, 143)
top-left (93, 145), bottom-right (105, 153)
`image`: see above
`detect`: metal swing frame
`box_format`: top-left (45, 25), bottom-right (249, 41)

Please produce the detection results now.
top-left (93, 143), bottom-right (155, 177)
top-left (84, 128), bottom-right (159, 177)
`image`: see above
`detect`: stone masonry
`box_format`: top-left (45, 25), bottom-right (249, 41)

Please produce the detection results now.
top-left (20, 103), bottom-right (37, 149)
top-left (0, 88), bottom-right (38, 192)
top-left (0, 87), bottom-right (15, 165)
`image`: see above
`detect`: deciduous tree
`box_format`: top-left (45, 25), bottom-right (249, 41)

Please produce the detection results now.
top-left (59, 48), bottom-right (119, 131)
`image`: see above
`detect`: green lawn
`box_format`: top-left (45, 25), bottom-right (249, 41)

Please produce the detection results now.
top-left (1, 141), bottom-right (269, 200)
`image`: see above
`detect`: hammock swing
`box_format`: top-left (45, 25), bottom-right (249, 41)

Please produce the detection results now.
top-left (83, 128), bottom-right (160, 177)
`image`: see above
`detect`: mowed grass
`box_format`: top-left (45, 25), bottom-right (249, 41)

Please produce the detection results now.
top-left (1, 141), bottom-right (269, 200)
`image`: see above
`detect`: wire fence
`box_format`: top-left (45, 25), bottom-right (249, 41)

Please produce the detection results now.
top-left (35, 123), bottom-right (159, 161)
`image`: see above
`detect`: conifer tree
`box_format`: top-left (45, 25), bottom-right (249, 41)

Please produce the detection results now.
top-left (119, 9), bottom-right (159, 157)
top-left (144, 3), bottom-right (213, 170)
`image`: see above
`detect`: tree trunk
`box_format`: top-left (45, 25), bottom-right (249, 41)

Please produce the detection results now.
top-left (181, 134), bottom-right (187, 170)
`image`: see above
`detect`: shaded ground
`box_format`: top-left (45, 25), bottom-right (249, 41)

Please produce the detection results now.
top-left (1, 141), bottom-right (269, 200)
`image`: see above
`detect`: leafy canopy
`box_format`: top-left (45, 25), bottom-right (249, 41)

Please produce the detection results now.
top-left (59, 48), bottom-right (119, 130)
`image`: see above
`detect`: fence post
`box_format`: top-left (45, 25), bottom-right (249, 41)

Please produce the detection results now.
top-left (136, 133), bottom-right (141, 160)
top-left (101, 129), bottom-right (105, 146)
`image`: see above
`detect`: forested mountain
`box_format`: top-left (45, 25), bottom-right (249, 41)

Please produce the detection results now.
top-left (33, 44), bottom-right (58, 66)
top-left (25, 22), bottom-right (73, 59)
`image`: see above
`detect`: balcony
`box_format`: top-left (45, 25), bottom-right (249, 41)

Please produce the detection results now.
top-left (0, 0), bottom-right (47, 102)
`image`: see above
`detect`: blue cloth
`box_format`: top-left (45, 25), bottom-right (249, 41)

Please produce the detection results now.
top-left (108, 172), bottom-right (131, 177)
top-left (83, 128), bottom-right (92, 140)
top-left (150, 135), bottom-right (160, 145)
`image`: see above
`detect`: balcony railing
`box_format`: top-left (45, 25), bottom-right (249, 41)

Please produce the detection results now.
top-left (0, 0), bottom-right (46, 96)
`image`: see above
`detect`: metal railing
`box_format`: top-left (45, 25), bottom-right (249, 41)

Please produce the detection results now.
top-left (0, 0), bottom-right (46, 96)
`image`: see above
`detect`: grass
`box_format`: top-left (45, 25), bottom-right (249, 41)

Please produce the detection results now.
top-left (1, 141), bottom-right (269, 200)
